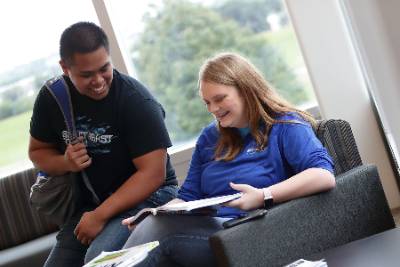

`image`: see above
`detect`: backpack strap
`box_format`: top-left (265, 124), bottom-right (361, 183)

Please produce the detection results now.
top-left (45, 76), bottom-right (100, 204)
top-left (45, 76), bottom-right (77, 142)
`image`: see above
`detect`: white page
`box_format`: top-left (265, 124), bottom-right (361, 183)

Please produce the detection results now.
top-left (160, 193), bottom-right (242, 211)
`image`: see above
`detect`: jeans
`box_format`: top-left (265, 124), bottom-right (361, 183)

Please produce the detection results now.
top-left (43, 185), bottom-right (178, 267)
top-left (123, 214), bottom-right (229, 267)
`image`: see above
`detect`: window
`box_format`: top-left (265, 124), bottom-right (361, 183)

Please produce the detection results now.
top-left (105, 0), bottom-right (317, 148)
top-left (0, 0), bottom-right (98, 175)
top-left (0, 0), bottom-right (318, 177)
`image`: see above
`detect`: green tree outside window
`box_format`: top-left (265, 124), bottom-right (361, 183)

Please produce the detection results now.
top-left (132, 0), bottom-right (310, 142)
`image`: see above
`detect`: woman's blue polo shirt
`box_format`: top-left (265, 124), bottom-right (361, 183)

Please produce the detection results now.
top-left (178, 113), bottom-right (334, 218)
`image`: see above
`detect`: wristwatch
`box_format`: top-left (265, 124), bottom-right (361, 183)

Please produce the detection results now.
top-left (262, 187), bottom-right (274, 209)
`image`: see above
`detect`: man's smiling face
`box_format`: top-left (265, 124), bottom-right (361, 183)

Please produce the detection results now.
top-left (60, 46), bottom-right (113, 100)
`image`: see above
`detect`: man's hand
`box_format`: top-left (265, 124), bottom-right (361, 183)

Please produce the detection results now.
top-left (64, 137), bottom-right (92, 172)
top-left (225, 182), bottom-right (264, 211)
top-left (74, 210), bottom-right (107, 245)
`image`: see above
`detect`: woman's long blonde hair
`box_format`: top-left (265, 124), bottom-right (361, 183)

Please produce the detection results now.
top-left (199, 52), bottom-right (315, 161)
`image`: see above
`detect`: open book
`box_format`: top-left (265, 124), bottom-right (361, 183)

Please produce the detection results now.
top-left (83, 241), bottom-right (159, 267)
top-left (124, 193), bottom-right (242, 226)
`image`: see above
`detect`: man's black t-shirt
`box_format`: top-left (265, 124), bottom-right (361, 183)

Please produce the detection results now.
top-left (30, 70), bottom-right (177, 202)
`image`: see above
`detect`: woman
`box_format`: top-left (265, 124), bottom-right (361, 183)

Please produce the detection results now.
top-left (122, 52), bottom-right (335, 267)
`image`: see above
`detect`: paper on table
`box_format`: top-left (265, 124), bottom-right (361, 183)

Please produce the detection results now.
top-left (83, 241), bottom-right (159, 267)
top-left (284, 259), bottom-right (327, 267)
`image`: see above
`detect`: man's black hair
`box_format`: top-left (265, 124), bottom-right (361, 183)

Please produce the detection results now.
top-left (60, 21), bottom-right (109, 65)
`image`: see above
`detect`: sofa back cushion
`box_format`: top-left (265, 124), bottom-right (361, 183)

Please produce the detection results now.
top-left (314, 119), bottom-right (363, 175)
top-left (0, 168), bottom-right (58, 250)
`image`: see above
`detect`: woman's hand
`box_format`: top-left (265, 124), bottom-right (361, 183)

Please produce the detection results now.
top-left (121, 218), bottom-right (137, 231)
top-left (225, 182), bottom-right (264, 211)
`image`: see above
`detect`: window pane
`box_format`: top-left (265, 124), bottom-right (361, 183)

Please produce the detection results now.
top-left (106, 0), bottom-right (317, 147)
top-left (0, 0), bottom-right (98, 175)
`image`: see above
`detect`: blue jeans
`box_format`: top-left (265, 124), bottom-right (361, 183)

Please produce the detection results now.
top-left (43, 185), bottom-right (178, 267)
top-left (123, 214), bottom-right (229, 267)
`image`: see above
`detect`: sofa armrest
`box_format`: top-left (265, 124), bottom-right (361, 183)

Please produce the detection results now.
top-left (209, 165), bottom-right (395, 267)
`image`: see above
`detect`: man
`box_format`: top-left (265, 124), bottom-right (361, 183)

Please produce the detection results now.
top-left (28, 21), bottom-right (178, 266)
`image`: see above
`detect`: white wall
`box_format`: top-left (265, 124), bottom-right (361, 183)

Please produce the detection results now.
top-left (341, 0), bottom-right (400, 178)
top-left (285, 0), bottom-right (400, 208)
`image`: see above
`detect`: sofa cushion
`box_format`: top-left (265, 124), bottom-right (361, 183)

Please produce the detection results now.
top-left (0, 232), bottom-right (56, 267)
top-left (0, 168), bottom-right (58, 250)
top-left (315, 119), bottom-right (363, 175)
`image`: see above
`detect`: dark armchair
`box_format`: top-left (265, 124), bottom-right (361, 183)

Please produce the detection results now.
top-left (210, 119), bottom-right (395, 267)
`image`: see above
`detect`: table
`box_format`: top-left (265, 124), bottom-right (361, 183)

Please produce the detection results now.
top-left (308, 227), bottom-right (400, 266)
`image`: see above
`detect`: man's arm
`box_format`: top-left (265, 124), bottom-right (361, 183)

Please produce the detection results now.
top-left (28, 136), bottom-right (91, 176)
top-left (96, 148), bottom-right (167, 218)
top-left (74, 148), bottom-right (167, 245)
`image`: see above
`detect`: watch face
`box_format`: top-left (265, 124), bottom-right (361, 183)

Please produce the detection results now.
top-left (264, 197), bottom-right (274, 209)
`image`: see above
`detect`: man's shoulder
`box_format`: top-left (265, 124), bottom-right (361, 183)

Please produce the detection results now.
top-left (34, 83), bottom-right (58, 108)
top-left (113, 70), bottom-right (154, 100)
top-left (114, 70), bottom-right (138, 87)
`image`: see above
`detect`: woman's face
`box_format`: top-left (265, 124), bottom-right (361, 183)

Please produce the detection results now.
top-left (200, 80), bottom-right (248, 128)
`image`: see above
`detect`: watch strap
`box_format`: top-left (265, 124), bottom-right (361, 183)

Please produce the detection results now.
top-left (262, 187), bottom-right (274, 209)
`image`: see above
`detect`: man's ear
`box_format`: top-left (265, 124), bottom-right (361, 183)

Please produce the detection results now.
top-left (59, 59), bottom-right (69, 76)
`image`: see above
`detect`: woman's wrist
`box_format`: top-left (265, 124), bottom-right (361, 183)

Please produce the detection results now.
top-left (262, 187), bottom-right (274, 209)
